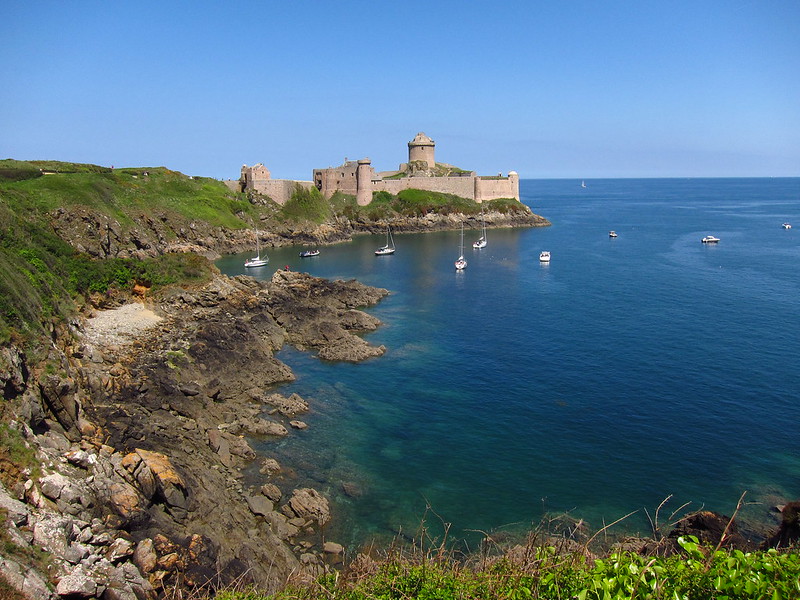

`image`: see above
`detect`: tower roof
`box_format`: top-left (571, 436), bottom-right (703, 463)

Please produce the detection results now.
top-left (408, 132), bottom-right (435, 147)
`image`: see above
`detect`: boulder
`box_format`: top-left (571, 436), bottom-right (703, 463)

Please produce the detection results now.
top-left (264, 392), bottom-right (309, 416)
top-left (245, 495), bottom-right (274, 517)
top-left (260, 483), bottom-right (282, 503)
top-left (56, 564), bottom-right (98, 598)
top-left (286, 488), bottom-right (331, 526)
top-left (762, 501), bottom-right (800, 548)
top-left (134, 449), bottom-right (187, 511)
top-left (133, 538), bottom-right (158, 573)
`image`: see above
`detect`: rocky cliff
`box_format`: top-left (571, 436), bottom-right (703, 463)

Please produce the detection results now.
top-left (0, 269), bottom-right (389, 599)
top-left (48, 205), bottom-right (549, 261)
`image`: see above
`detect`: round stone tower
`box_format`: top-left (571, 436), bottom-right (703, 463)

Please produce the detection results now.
top-left (408, 132), bottom-right (435, 169)
top-left (356, 158), bottom-right (373, 206)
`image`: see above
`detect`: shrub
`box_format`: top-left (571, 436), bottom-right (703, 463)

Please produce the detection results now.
top-left (280, 185), bottom-right (329, 224)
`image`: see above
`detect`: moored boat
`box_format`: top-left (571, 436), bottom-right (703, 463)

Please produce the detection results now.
top-left (299, 249), bottom-right (320, 257)
top-left (473, 206), bottom-right (488, 248)
top-left (375, 226), bottom-right (396, 255)
top-left (244, 229), bottom-right (268, 267)
top-left (455, 223), bottom-right (467, 270)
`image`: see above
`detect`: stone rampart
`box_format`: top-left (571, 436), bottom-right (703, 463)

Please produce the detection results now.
top-left (252, 180), bottom-right (315, 205)
top-left (373, 174), bottom-right (517, 202)
top-left (475, 174), bottom-right (519, 202)
top-left (374, 176), bottom-right (476, 199)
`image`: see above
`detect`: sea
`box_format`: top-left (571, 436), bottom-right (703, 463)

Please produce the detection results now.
top-left (215, 178), bottom-right (800, 549)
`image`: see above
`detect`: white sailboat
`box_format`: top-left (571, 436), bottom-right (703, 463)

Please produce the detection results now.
top-left (455, 223), bottom-right (467, 270)
top-left (581, 180), bottom-right (587, 188)
top-left (375, 226), bottom-right (396, 255)
top-left (244, 229), bottom-right (268, 268)
top-left (473, 206), bottom-right (487, 248)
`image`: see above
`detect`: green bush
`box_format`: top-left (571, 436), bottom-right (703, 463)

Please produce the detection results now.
top-left (280, 185), bottom-right (329, 223)
top-left (217, 538), bottom-right (800, 600)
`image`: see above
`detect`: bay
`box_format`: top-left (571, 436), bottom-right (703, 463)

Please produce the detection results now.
top-left (215, 178), bottom-right (800, 548)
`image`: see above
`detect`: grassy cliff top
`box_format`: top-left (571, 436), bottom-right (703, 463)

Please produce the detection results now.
top-left (0, 160), bottom-right (255, 229)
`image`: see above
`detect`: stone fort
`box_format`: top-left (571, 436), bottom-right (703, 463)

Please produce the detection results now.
top-left (239, 132), bottom-right (519, 206)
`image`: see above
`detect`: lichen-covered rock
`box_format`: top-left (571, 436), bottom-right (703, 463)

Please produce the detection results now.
top-left (135, 449), bottom-right (187, 511)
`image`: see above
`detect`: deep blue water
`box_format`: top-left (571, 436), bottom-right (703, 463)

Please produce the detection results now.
top-left (216, 178), bottom-right (800, 547)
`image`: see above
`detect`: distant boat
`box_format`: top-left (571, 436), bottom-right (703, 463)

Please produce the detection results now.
top-left (701, 235), bottom-right (720, 244)
top-left (539, 250), bottom-right (551, 263)
top-left (299, 249), bottom-right (320, 257)
top-left (473, 206), bottom-right (487, 248)
top-left (375, 226), bottom-right (396, 255)
top-left (581, 181), bottom-right (587, 188)
top-left (609, 231), bottom-right (618, 238)
top-left (244, 229), bottom-right (269, 268)
top-left (782, 222), bottom-right (792, 229)
top-left (455, 223), bottom-right (467, 270)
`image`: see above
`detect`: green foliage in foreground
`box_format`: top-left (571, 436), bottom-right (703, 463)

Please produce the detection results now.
top-left (218, 538), bottom-right (800, 600)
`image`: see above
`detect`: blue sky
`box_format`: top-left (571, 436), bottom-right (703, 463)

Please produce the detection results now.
top-left (2, 0), bottom-right (798, 179)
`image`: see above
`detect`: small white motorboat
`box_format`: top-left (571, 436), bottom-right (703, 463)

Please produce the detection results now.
top-left (299, 249), bottom-right (320, 257)
top-left (701, 235), bottom-right (720, 244)
top-left (609, 231), bottom-right (618, 238)
top-left (539, 251), bottom-right (551, 262)
top-left (782, 223), bottom-right (792, 229)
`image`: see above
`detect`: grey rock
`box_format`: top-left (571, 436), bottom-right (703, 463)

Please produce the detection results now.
top-left (0, 556), bottom-right (54, 600)
top-left (246, 495), bottom-right (274, 516)
top-left (287, 488), bottom-right (331, 526)
top-left (40, 472), bottom-right (70, 500)
top-left (56, 564), bottom-right (98, 597)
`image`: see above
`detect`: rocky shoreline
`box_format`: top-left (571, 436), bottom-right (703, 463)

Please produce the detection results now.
top-left (48, 206), bottom-right (550, 261)
top-left (1, 269), bottom-right (391, 598)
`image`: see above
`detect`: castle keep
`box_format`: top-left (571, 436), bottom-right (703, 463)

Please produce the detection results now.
top-left (241, 133), bottom-right (519, 206)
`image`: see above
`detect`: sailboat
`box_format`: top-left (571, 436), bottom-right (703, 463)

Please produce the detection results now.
top-left (581, 180), bottom-right (587, 188)
top-left (244, 228), bottom-right (268, 268)
top-left (375, 226), bottom-right (396, 255)
top-left (473, 206), bottom-right (487, 248)
top-left (455, 223), bottom-right (467, 270)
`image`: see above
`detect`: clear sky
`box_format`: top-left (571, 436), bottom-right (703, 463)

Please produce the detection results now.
top-left (2, 0), bottom-right (798, 180)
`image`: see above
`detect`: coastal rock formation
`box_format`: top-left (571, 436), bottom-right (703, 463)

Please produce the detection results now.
top-left (48, 204), bottom-right (549, 261)
top-left (0, 268), bottom-right (388, 598)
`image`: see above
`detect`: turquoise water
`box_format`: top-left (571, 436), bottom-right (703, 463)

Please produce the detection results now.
top-left (216, 178), bottom-right (800, 547)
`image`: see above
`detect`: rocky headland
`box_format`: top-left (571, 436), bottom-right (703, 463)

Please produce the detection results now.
top-left (49, 205), bottom-right (550, 261)
top-left (1, 269), bottom-right (390, 598)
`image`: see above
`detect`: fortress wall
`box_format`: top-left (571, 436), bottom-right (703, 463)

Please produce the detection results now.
top-left (253, 180), bottom-right (314, 205)
top-left (373, 177), bottom-right (476, 199)
top-left (315, 165), bottom-right (359, 199)
top-left (475, 177), bottom-right (518, 202)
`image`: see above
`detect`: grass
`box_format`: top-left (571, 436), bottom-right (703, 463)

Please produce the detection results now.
top-left (208, 536), bottom-right (800, 600)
